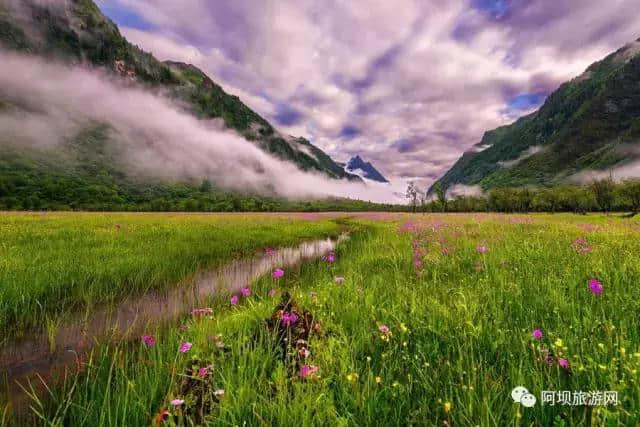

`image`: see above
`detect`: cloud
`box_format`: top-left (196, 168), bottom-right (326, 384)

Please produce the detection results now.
top-left (446, 184), bottom-right (485, 199)
top-left (498, 145), bottom-right (544, 168)
top-left (94, 1), bottom-right (640, 186)
top-left (0, 52), bottom-right (405, 203)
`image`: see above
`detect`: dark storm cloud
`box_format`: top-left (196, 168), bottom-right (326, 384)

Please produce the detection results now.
top-left (99, 0), bottom-right (640, 187)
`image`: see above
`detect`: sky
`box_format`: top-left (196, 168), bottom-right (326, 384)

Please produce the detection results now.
top-left (97, 0), bottom-right (640, 188)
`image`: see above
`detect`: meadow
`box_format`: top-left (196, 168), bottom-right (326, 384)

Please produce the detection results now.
top-left (2, 213), bottom-right (640, 426)
top-left (0, 212), bottom-right (346, 339)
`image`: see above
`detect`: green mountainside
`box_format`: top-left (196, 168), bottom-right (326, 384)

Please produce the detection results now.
top-left (0, 0), bottom-right (360, 210)
top-left (431, 37), bottom-right (640, 192)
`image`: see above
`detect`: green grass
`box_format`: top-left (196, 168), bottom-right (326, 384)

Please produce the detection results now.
top-left (4, 213), bottom-right (640, 425)
top-left (0, 212), bottom-right (345, 337)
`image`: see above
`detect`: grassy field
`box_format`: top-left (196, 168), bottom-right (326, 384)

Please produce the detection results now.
top-left (3, 213), bottom-right (640, 426)
top-left (0, 212), bottom-right (346, 338)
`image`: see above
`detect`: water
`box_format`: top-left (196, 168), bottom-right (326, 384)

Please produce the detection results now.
top-left (0, 234), bottom-right (347, 412)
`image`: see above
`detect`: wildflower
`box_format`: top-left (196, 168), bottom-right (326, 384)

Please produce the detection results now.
top-left (443, 401), bottom-right (453, 413)
top-left (346, 373), bottom-right (358, 383)
top-left (214, 389), bottom-right (225, 398)
top-left (230, 295), bottom-right (239, 305)
top-left (379, 324), bottom-right (392, 342)
top-left (598, 342), bottom-right (605, 350)
top-left (375, 376), bottom-right (382, 384)
top-left (265, 247), bottom-right (277, 256)
top-left (153, 409), bottom-right (170, 425)
top-left (241, 287), bottom-right (251, 297)
top-left (558, 358), bottom-right (570, 369)
top-left (588, 278), bottom-right (603, 295)
top-left (198, 367), bottom-right (209, 377)
top-left (554, 338), bottom-right (563, 348)
top-left (299, 348), bottom-right (311, 358)
top-left (298, 365), bottom-right (318, 378)
top-left (532, 329), bottom-right (543, 340)
top-left (282, 311), bottom-right (299, 327)
top-left (326, 252), bottom-right (336, 263)
top-left (268, 288), bottom-right (277, 297)
top-left (216, 340), bottom-right (225, 349)
top-left (170, 399), bottom-right (184, 407)
top-left (476, 245), bottom-right (489, 254)
top-left (179, 342), bottom-right (192, 353)
top-left (400, 323), bottom-right (408, 333)
top-left (272, 268), bottom-right (284, 279)
top-left (442, 247), bottom-right (450, 256)
top-left (335, 276), bottom-right (345, 285)
top-left (142, 335), bottom-right (156, 347)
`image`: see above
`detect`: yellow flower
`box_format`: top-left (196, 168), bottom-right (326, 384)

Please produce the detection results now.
top-left (346, 373), bottom-right (358, 383)
top-left (400, 323), bottom-right (408, 333)
top-left (554, 338), bottom-right (563, 348)
top-left (392, 381), bottom-right (400, 388)
top-left (620, 347), bottom-right (626, 356)
top-left (375, 376), bottom-right (382, 384)
top-left (443, 402), bottom-right (453, 413)
top-left (598, 343), bottom-right (605, 350)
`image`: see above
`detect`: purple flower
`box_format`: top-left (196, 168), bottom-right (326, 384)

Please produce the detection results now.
top-left (170, 399), bottom-right (184, 407)
top-left (282, 311), bottom-right (299, 327)
top-left (588, 278), bottom-right (603, 295)
top-left (326, 252), bottom-right (336, 263)
top-left (198, 367), bottom-right (208, 377)
top-left (179, 342), bottom-right (192, 353)
top-left (532, 329), bottom-right (543, 340)
top-left (476, 245), bottom-right (489, 254)
top-left (241, 287), bottom-right (251, 297)
top-left (142, 335), bottom-right (156, 347)
top-left (298, 365), bottom-right (318, 378)
top-left (230, 295), bottom-right (239, 305)
top-left (558, 358), bottom-right (570, 369)
top-left (268, 288), bottom-right (277, 297)
top-left (272, 268), bottom-right (284, 279)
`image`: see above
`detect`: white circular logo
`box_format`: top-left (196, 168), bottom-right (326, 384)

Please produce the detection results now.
top-left (511, 386), bottom-right (536, 407)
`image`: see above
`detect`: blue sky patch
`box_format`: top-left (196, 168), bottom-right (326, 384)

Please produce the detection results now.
top-left (98, 1), bottom-right (154, 31)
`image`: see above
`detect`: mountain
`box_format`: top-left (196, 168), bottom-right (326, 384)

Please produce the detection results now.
top-left (0, 0), bottom-right (359, 210)
top-left (431, 37), bottom-right (640, 193)
top-left (343, 155), bottom-right (389, 183)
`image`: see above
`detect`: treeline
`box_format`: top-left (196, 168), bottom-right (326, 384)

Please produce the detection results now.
top-left (417, 178), bottom-right (640, 214)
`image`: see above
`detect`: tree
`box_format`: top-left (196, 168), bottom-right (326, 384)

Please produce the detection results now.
top-left (433, 182), bottom-right (447, 212)
top-left (405, 182), bottom-right (419, 213)
top-left (619, 178), bottom-right (640, 215)
top-left (590, 177), bottom-right (615, 213)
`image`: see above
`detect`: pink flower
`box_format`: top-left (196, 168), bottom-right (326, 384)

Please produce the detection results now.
top-left (588, 278), bottom-right (603, 295)
top-left (142, 335), bottom-right (156, 347)
top-left (170, 399), bottom-right (184, 407)
top-left (230, 295), bottom-right (239, 305)
top-left (272, 268), bottom-right (284, 279)
top-left (378, 324), bottom-right (390, 335)
top-left (265, 247), bottom-right (277, 256)
top-left (476, 245), bottom-right (489, 254)
top-left (241, 287), bottom-right (251, 297)
top-left (198, 367), bottom-right (208, 377)
top-left (532, 329), bottom-right (543, 340)
top-left (326, 252), bottom-right (336, 263)
top-left (335, 276), bottom-right (345, 285)
top-left (268, 288), bottom-right (277, 297)
top-left (179, 342), bottom-right (192, 353)
top-left (282, 311), bottom-right (299, 327)
top-left (298, 365), bottom-right (318, 378)
top-left (558, 358), bottom-right (570, 369)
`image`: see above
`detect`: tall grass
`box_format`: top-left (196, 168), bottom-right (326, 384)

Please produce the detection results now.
top-left (7, 213), bottom-right (640, 425)
top-left (0, 212), bottom-right (344, 337)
